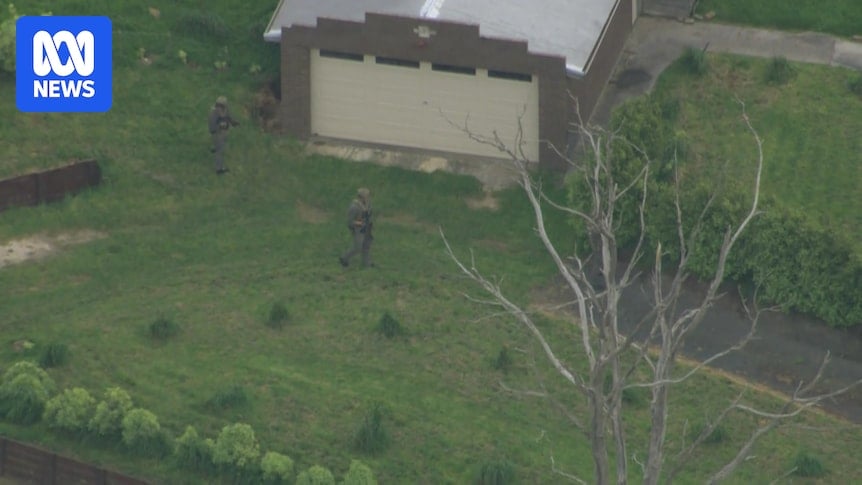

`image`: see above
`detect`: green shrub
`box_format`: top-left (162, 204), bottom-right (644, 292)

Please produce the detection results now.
top-left (121, 408), bottom-right (166, 455)
top-left (296, 465), bottom-right (335, 485)
top-left (174, 425), bottom-right (214, 472)
top-left (0, 361), bottom-right (56, 424)
top-left (0, 375), bottom-right (51, 424)
top-left (1, 361), bottom-right (54, 388)
top-left (212, 423), bottom-right (261, 472)
top-left (477, 458), bottom-right (515, 485)
top-left (764, 56), bottom-right (796, 85)
top-left (149, 317), bottom-right (180, 340)
top-left (342, 459), bottom-right (377, 485)
top-left (353, 403), bottom-right (389, 455)
top-left (39, 342), bottom-right (70, 368)
top-left (792, 450), bottom-right (826, 477)
top-left (491, 346), bottom-right (513, 373)
top-left (377, 312), bottom-right (404, 339)
top-left (586, 100), bottom-right (862, 327)
top-left (43, 387), bottom-right (95, 434)
top-left (0, 3), bottom-right (21, 73)
top-left (267, 302), bottom-right (290, 329)
top-left (89, 387), bottom-right (134, 439)
top-left (261, 451), bottom-right (295, 483)
top-left (680, 46), bottom-right (709, 76)
top-left (848, 73), bottom-right (862, 96)
top-left (206, 385), bottom-right (249, 410)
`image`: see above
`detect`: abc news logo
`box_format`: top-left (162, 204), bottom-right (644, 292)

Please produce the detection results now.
top-left (33, 30), bottom-right (96, 98)
top-left (16, 16), bottom-right (112, 113)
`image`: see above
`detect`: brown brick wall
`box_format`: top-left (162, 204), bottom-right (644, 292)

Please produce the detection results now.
top-left (568, 0), bottom-right (634, 122)
top-left (279, 5), bottom-right (633, 169)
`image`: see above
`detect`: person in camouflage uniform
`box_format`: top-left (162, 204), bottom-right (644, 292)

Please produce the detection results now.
top-left (340, 187), bottom-right (374, 268)
top-left (208, 96), bottom-right (239, 174)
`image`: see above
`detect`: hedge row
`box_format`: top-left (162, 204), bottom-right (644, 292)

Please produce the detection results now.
top-left (0, 361), bottom-right (377, 484)
top-left (569, 95), bottom-right (862, 327)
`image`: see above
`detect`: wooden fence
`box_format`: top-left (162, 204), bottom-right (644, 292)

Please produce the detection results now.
top-left (0, 160), bottom-right (102, 213)
top-left (0, 437), bottom-right (148, 484)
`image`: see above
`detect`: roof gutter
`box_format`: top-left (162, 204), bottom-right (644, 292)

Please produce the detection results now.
top-left (576, 0), bottom-right (622, 77)
top-left (263, 0), bottom-right (287, 42)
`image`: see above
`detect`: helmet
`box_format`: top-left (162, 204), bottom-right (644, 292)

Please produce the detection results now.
top-left (357, 187), bottom-right (370, 199)
top-left (215, 96), bottom-right (228, 106)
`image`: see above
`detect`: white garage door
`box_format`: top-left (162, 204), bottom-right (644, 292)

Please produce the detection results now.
top-left (310, 49), bottom-right (540, 161)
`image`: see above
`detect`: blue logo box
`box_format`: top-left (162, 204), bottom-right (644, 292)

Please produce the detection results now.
top-left (16, 16), bottom-right (112, 113)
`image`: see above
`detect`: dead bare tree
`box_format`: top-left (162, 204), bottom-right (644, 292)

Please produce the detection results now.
top-left (440, 103), bottom-right (862, 484)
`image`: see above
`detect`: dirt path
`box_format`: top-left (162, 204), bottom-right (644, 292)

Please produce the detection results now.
top-left (536, 270), bottom-right (862, 423)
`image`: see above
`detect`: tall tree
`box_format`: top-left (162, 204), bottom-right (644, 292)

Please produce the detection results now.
top-left (442, 103), bottom-right (861, 483)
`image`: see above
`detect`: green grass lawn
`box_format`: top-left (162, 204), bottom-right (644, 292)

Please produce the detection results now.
top-left (2, 1), bottom-right (862, 483)
top-left (653, 54), bottom-right (862, 254)
top-left (697, 0), bottom-right (862, 37)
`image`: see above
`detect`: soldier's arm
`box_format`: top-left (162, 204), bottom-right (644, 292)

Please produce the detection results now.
top-left (346, 203), bottom-right (360, 227)
top-left (227, 109), bottom-right (240, 126)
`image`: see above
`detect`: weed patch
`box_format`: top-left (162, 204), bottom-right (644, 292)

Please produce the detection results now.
top-left (491, 346), bottom-right (513, 374)
top-left (680, 46), bottom-right (709, 76)
top-left (149, 318), bottom-right (180, 341)
top-left (376, 312), bottom-right (404, 339)
top-left (764, 56), bottom-right (796, 85)
top-left (848, 73), bottom-right (862, 96)
top-left (354, 403), bottom-right (389, 455)
top-left (477, 458), bottom-right (515, 485)
top-left (206, 385), bottom-right (249, 411)
top-left (793, 450), bottom-right (827, 477)
top-left (266, 302), bottom-right (290, 329)
top-left (39, 342), bottom-right (70, 368)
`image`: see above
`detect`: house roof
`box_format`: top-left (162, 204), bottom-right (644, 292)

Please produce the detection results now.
top-left (263, 0), bottom-right (621, 76)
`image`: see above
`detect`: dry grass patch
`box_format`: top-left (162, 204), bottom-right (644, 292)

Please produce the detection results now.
top-left (464, 191), bottom-right (500, 211)
top-left (295, 200), bottom-right (331, 224)
top-left (0, 230), bottom-right (106, 269)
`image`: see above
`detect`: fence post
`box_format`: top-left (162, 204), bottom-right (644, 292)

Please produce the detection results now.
top-left (34, 171), bottom-right (43, 205)
top-left (0, 438), bottom-right (6, 475)
top-left (49, 452), bottom-right (57, 485)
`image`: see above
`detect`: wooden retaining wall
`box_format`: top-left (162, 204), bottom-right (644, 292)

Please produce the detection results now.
top-left (0, 160), bottom-right (102, 213)
top-left (0, 437), bottom-right (148, 485)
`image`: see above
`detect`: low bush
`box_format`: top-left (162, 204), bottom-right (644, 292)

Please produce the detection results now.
top-left (764, 56), bottom-right (796, 85)
top-left (206, 385), bottom-right (249, 411)
top-left (342, 460), bottom-right (377, 485)
top-left (680, 46), bottom-right (709, 76)
top-left (267, 302), bottom-right (290, 329)
top-left (296, 465), bottom-right (335, 485)
top-left (793, 450), bottom-right (826, 477)
top-left (174, 425), bottom-right (214, 472)
top-left (260, 451), bottom-right (295, 483)
top-left (377, 312), bottom-right (404, 339)
top-left (121, 408), bottom-right (167, 455)
top-left (0, 361), bottom-right (56, 425)
top-left (89, 387), bottom-right (134, 439)
top-left (43, 387), bottom-right (95, 434)
top-left (212, 423), bottom-right (261, 473)
top-left (149, 317), bottom-right (180, 340)
top-left (354, 403), bottom-right (389, 455)
top-left (477, 458), bottom-right (515, 485)
top-left (38, 342), bottom-right (70, 368)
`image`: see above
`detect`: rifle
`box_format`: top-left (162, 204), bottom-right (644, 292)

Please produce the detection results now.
top-left (359, 209), bottom-right (373, 239)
